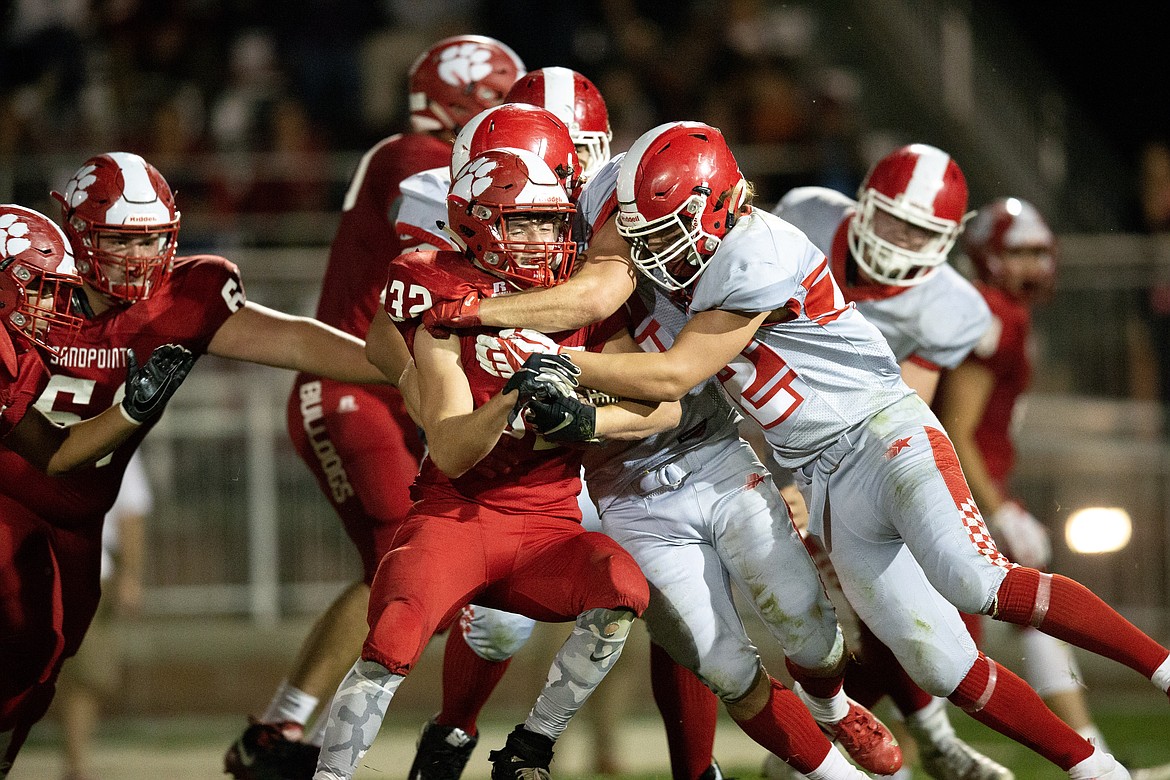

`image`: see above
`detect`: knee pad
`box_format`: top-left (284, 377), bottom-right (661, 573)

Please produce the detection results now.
top-left (463, 606), bottom-right (536, 662)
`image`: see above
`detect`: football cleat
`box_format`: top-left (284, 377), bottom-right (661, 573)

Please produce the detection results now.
top-left (698, 759), bottom-right (731, 780)
top-left (817, 699), bottom-right (903, 776)
top-left (408, 716), bottom-right (478, 780)
top-left (487, 725), bottom-right (554, 780)
top-left (223, 718), bottom-right (319, 780)
top-left (917, 734), bottom-right (1014, 780)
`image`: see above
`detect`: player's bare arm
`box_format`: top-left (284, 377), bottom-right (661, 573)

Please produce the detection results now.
top-left (899, 358), bottom-right (942, 404)
top-left (415, 328), bottom-right (515, 478)
top-left (365, 311), bottom-right (421, 422)
top-left (934, 357), bottom-right (1002, 512)
top-left (478, 218), bottom-right (637, 330)
top-left (590, 329), bottom-right (681, 439)
top-left (570, 309), bottom-right (770, 401)
top-left (207, 302), bottom-right (388, 383)
top-left (5, 405), bottom-right (139, 475)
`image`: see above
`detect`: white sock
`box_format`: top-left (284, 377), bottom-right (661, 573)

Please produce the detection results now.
top-left (905, 697), bottom-right (957, 745)
top-left (794, 683), bottom-right (850, 724)
top-left (1068, 746), bottom-right (1116, 779)
top-left (1152, 654), bottom-right (1170, 694)
top-left (1077, 724), bottom-right (1111, 754)
top-left (262, 679), bottom-right (319, 728)
top-left (805, 746), bottom-right (865, 780)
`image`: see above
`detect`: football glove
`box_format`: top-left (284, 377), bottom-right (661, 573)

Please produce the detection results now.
top-left (477, 328), bottom-right (577, 379)
top-left (990, 501), bottom-right (1052, 569)
top-left (524, 391), bottom-right (597, 443)
top-left (121, 344), bottom-right (197, 424)
top-left (501, 353), bottom-right (579, 402)
top-left (422, 289), bottom-right (481, 337)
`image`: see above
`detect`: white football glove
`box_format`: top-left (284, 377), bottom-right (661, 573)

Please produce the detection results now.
top-left (476, 328), bottom-right (570, 379)
top-left (990, 501), bottom-right (1052, 569)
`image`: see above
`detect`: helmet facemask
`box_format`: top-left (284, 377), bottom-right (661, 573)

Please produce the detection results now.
top-left (474, 206), bottom-right (577, 289)
top-left (70, 219), bottom-right (178, 303)
top-left (848, 188), bottom-right (963, 286)
top-left (4, 264), bottom-right (84, 353)
top-left (619, 190), bottom-right (719, 293)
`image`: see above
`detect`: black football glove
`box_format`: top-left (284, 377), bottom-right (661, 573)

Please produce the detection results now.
top-left (501, 352), bottom-right (579, 403)
top-left (524, 392), bottom-right (597, 443)
top-left (121, 344), bottom-right (197, 424)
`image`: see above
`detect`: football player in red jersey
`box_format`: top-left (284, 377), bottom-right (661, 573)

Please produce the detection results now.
top-left (310, 147), bottom-right (677, 780)
top-left (222, 34), bottom-right (527, 780)
top-left (0, 150), bottom-right (391, 775)
top-left (937, 198), bottom-right (1170, 780)
top-left (0, 204), bottom-right (197, 777)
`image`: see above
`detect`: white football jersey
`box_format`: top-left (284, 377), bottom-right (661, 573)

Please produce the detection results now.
top-left (774, 186), bottom-right (990, 369)
top-left (689, 209), bottom-right (911, 467)
top-left (395, 166), bottom-right (456, 250)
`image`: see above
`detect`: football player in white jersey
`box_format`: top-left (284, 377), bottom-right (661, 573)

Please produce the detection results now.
top-left (476, 121), bottom-right (1170, 780)
top-left (760, 147), bottom-right (1012, 780)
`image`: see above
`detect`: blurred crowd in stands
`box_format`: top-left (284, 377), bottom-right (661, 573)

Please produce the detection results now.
top-left (0, 0), bottom-right (874, 219)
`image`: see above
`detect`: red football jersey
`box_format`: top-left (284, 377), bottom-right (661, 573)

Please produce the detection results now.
top-left (314, 133), bottom-right (452, 339)
top-left (386, 251), bottom-right (627, 520)
top-left (970, 282), bottom-right (1033, 487)
top-left (0, 335), bottom-right (50, 437)
top-left (0, 255), bottom-right (244, 522)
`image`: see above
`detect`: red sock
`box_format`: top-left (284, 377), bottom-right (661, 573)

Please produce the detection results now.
top-left (996, 568), bottom-right (1169, 677)
top-left (649, 641), bottom-right (719, 780)
top-left (435, 629), bottom-right (510, 736)
top-left (733, 676), bottom-right (833, 774)
top-left (785, 657), bottom-right (844, 700)
top-left (949, 652), bottom-right (1091, 770)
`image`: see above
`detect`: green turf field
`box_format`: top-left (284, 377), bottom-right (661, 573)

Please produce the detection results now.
top-left (16, 688), bottom-right (1170, 779)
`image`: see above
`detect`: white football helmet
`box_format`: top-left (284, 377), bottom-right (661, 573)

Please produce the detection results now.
top-left (848, 143), bottom-right (970, 286)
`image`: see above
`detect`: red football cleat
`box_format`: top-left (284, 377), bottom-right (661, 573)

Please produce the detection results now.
top-left (820, 700), bottom-right (904, 776)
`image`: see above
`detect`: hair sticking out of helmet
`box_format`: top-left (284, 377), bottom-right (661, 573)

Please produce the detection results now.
top-left (847, 143), bottom-right (970, 287)
top-left (0, 204), bottom-right (84, 361)
top-left (52, 151), bottom-right (180, 303)
top-left (505, 67), bottom-right (612, 179)
top-left (964, 197), bottom-right (1057, 304)
top-left (451, 102), bottom-right (582, 194)
top-left (408, 35), bottom-right (526, 134)
top-left (614, 121), bottom-right (749, 294)
top-left (446, 147), bottom-right (577, 290)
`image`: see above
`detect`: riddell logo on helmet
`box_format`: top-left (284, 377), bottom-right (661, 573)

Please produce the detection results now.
top-left (124, 215), bottom-right (157, 224)
top-left (437, 43), bottom-right (496, 88)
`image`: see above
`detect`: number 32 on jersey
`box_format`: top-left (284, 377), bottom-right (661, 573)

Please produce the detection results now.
top-left (384, 280), bottom-right (433, 322)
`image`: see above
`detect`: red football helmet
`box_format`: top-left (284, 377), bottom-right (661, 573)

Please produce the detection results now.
top-left (408, 35), bottom-right (526, 134)
top-left (848, 143), bottom-right (970, 286)
top-left (0, 204), bottom-right (84, 355)
top-left (615, 122), bottom-right (749, 293)
top-left (53, 152), bottom-right (180, 303)
top-left (964, 197), bottom-right (1057, 304)
top-left (505, 67), bottom-right (611, 179)
top-left (451, 102), bottom-right (582, 194)
top-left (447, 147), bottom-right (577, 289)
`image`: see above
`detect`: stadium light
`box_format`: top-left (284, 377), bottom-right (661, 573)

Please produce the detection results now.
top-left (1064, 507), bottom-right (1132, 554)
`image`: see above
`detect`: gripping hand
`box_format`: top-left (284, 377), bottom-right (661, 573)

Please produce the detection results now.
top-left (121, 344), bottom-right (196, 424)
top-left (422, 290), bottom-right (481, 337)
top-left (502, 353), bottom-right (579, 402)
top-left (477, 328), bottom-right (570, 379)
top-left (990, 501), bottom-right (1052, 569)
top-left (524, 392), bottom-right (597, 443)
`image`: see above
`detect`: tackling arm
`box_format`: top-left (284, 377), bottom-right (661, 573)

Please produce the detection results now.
top-left (415, 328), bottom-right (514, 478)
top-left (590, 329), bottom-right (681, 439)
top-left (208, 302), bottom-right (389, 384)
top-left (569, 309), bottom-right (768, 401)
top-left (473, 218), bottom-right (637, 331)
